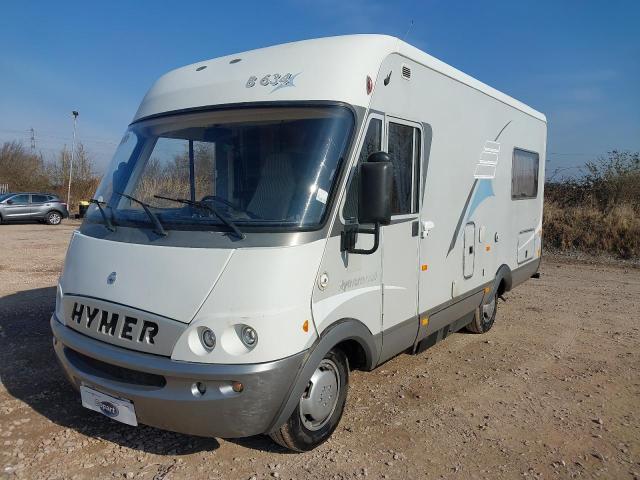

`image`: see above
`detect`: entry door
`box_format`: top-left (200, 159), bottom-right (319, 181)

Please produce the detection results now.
top-left (381, 119), bottom-right (422, 340)
top-left (4, 194), bottom-right (31, 219)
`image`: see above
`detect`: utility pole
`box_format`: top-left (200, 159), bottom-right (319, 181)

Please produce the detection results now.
top-left (29, 128), bottom-right (36, 152)
top-left (67, 111), bottom-right (79, 207)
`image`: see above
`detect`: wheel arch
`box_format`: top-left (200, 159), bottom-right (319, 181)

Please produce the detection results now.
top-left (267, 318), bottom-right (379, 433)
top-left (494, 264), bottom-right (513, 296)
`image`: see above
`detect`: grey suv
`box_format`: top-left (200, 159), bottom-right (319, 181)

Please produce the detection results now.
top-left (0, 193), bottom-right (70, 225)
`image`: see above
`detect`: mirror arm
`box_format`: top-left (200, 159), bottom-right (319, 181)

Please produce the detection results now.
top-left (342, 223), bottom-right (380, 255)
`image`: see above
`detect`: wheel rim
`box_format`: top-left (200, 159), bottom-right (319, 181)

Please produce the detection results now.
top-left (50, 213), bottom-right (61, 224)
top-left (299, 358), bottom-right (340, 431)
top-left (483, 295), bottom-right (496, 321)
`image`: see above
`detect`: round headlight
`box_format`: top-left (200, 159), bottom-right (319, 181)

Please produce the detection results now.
top-left (201, 328), bottom-right (216, 350)
top-left (241, 326), bottom-right (258, 347)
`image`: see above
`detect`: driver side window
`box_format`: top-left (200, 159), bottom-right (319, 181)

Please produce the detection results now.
top-left (344, 118), bottom-right (382, 220)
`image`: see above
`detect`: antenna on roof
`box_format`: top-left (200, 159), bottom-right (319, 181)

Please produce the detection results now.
top-left (402, 20), bottom-right (414, 42)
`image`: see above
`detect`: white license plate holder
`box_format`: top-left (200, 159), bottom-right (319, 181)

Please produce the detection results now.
top-left (80, 385), bottom-right (138, 426)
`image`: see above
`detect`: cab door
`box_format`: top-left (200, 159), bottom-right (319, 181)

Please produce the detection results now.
top-left (3, 194), bottom-right (32, 219)
top-left (380, 118), bottom-right (422, 361)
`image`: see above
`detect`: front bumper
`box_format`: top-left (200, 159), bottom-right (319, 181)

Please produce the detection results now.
top-left (51, 315), bottom-right (306, 438)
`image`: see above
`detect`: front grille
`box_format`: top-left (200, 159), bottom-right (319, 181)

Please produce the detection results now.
top-left (65, 347), bottom-right (166, 388)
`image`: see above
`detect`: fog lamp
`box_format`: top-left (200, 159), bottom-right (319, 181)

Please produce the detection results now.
top-left (201, 328), bottom-right (216, 350)
top-left (241, 326), bottom-right (258, 347)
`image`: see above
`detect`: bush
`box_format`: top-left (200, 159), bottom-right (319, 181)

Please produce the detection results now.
top-left (544, 150), bottom-right (640, 259)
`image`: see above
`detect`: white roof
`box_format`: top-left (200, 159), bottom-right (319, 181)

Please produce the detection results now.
top-left (133, 34), bottom-right (546, 123)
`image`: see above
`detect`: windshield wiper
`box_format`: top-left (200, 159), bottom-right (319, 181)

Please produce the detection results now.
top-left (154, 194), bottom-right (245, 240)
top-left (89, 199), bottom-right (116, 232)
top-left (115, 192), bottom-right (167, 237)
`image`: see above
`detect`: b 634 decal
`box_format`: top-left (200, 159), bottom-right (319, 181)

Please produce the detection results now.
top-left (246, 73), bottom-right (300, 92)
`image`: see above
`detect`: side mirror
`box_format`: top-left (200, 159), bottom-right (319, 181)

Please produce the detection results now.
top-left (6, 199), bottom-right (13, 205)
top-left (341, 151), bottom-right (393, 255)
top-left (358, 152), bottom-right (392, 225)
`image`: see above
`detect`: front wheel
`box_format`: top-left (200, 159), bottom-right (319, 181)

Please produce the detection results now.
top-left (269, 348), bottom-right (349, 451)
top-left (467, 290), bottom-right (497, 333)
top-left (45, 211), bottom-right (63, 225)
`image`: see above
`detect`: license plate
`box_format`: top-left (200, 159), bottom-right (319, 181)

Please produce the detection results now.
top-left (80, 385), bottom-right (138, 426)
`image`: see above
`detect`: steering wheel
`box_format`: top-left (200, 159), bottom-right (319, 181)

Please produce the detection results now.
top-left (200, 195), bottom-right (260, 219)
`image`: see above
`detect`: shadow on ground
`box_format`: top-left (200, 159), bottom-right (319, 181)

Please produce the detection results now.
top-left (0, 287), bottom-right (220, 455)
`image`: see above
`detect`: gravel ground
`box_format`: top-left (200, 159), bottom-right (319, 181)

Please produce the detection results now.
top-left (1, 222), bottom-right (639, 479)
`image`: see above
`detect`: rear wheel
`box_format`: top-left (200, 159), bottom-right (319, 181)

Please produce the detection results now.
top-left (467, 290), bottom-right (497, 333)
top-left (270, 348), bottom-right (349, 451)
top-left (45, 211), bottom-right (63, 225)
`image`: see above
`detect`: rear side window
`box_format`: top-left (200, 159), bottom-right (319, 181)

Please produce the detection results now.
top-left (512, 149), bottom-right (539, 199)
top-left (32, 195), bottom-right (49, 203)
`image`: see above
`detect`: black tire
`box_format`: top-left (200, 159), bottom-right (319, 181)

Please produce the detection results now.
top-left (269, 348), bottom-right (349, 452)
top-left (467, 290), bottom-right (498, 334)
top-left (45, 211), bottom-right (63, 225)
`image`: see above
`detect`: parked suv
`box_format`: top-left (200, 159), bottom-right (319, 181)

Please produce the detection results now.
top-left (0, 193), bottom-right (69, 225)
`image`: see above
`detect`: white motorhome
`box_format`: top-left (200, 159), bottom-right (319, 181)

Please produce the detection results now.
top-left (51, 35), bottom-right (546, 451)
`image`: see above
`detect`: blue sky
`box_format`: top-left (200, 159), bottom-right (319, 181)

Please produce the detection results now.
top-left (0, 0), bottom-right (638, 178)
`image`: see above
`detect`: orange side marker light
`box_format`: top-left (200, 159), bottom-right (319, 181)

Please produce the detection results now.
top-left (302, 320), bottom-right (309, 333)
top-left (421, 264), bottom-right (428, 271)
top-left (421, 316), bottom-right (429, 327)
top-left (485, 245), bottom-right (491, 252)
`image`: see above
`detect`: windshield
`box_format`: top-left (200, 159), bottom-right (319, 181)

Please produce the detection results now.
top-left (89, 106), bottom-right (354, 232)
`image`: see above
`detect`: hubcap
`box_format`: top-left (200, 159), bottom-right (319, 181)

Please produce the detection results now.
top-left (299, 359), bottom-right (340, 431)
top-left (50, 213), bottom-right (61, 224)
top-left (483, 295), bottom-right (496, 321)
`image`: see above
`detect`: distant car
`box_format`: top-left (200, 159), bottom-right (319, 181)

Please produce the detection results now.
top-left (0, 192), bottom-right (70, 225)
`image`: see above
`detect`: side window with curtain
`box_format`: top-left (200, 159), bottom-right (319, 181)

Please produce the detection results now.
top-left (344, 118), bottom-right (382, 220)
top-left (511, 149), bottom-right (539, 199)
top-left (388, 122), bottom-right (420, 215)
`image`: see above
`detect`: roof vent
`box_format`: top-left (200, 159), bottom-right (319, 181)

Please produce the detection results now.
top-left (401, 64), bottom-right (411, 80)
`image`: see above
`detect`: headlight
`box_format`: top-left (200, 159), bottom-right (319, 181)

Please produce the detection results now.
top-left (200, 328), bottom-right (216, 350)
top-left (241, 326), bottom-right (258, 348)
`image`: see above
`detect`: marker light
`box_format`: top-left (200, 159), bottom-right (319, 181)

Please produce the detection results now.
top-left (232, 381), bottom-right (244, 393)
top-left (366, 75), bottom-right (373, 95)
top-left (241, 326), bottom-right (258, 347)
top-left (201, 328), bottom-right (216, 350)
top-left (303, 320), bottom-right (309, 333)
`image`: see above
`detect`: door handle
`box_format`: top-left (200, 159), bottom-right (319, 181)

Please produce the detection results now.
top-left (421, 220), bottom-right (435, 238)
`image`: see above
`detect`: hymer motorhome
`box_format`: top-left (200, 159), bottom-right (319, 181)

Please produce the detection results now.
top-left (51, 35), bottom-right (546, 451)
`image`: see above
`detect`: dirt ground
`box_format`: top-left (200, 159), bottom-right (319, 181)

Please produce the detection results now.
top-left (1, 222), bottom-right (638, 480)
